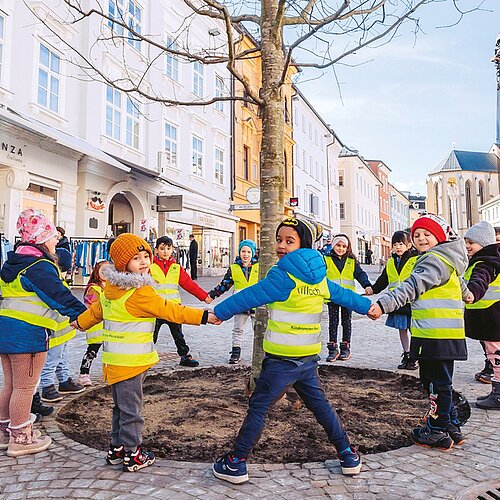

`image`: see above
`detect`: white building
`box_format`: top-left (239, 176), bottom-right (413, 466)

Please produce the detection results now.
top-left (0, 0), bottom-right (236, 275)
top-left (389, 184), bottom-right (410, 233)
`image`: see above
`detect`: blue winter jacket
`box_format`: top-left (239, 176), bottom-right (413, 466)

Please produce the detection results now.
top-left (214, 248), bottom-right (371, 321)
top-left (0, 250), bottom-right (86, 354)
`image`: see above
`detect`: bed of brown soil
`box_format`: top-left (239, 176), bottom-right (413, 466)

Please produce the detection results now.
top-left (57, 365), bottom-right (428, 463)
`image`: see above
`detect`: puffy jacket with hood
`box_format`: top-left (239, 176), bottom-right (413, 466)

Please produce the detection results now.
top-left (0, 245), bottom-right (86, 354)
top-left (377, 239), bottom-right (469, 360)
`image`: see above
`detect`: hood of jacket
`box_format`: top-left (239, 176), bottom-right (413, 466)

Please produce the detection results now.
top-left (469, 243), bottom-right (500, 273)
top-left (234, 256), bottom-right (258, 267)
top-left (276, 248), bottom-right (326, 285)
top-left (0, 250), bottom-right (53, 284)
top-left (422, 238), bottom-right (468, 275)
top-left (102, 264), bottom-right (157, 290)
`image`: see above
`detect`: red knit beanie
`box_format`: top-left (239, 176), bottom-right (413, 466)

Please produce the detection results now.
top-left (411, 214), bottom-right (450, 243)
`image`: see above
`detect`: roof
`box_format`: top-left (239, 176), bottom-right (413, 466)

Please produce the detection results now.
top-left (431, 150), bottom-right (498, 174)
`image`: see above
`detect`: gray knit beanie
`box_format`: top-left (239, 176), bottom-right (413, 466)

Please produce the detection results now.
top-left (464, 221), bottom-right (496, 248)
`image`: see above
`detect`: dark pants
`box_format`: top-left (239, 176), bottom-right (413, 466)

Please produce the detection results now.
top-left (79, 343), bottom-right (102, 375)
top-left (153, 319), bottom-right (189, 357)
top-left (419, 359), bottom-right (455, 429)
top-left (327, 302), bottom-right (352, 343)
top-left (233, 356), bottom-right (350, 459)
top-left (189, 259), bottom-right (197, 280)
top-left (111, 371), bottom-right (147, 450)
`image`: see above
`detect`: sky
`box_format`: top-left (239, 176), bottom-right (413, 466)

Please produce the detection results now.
top-left (295, 0), bottom-right (499, 195)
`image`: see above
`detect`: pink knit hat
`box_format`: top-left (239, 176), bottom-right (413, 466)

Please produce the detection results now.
top-left (16, 209), bottom-right (58, 245)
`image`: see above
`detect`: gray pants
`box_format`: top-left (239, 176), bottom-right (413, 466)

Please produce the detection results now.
top-left (232, 313), bottom-right (254, 348)
top-left (111, 371), bottom-right (147, 450)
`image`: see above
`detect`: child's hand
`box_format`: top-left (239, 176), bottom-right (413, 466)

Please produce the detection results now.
top-left (465, 292), bottom-right (475, 304)
top-left (204, 296), bottom-right (213, 304)
top-left (368, 303), bottom-right (382, 320)
top-left (365, 286), bottom-right (374, 296)
top-left (207, 312), bottom-right (222, 325)
top-left (70, 320), bottom-right (84, 331)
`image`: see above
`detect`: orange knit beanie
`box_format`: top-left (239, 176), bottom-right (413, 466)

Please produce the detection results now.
top-left (109, 233), bottom-right (153, 272)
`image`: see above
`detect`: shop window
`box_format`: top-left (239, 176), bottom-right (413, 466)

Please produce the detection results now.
top-left (165, 36), bottom-right (179, 81)
top-left (192, 135), bottom-right (203, 176)
top-left (215, 75), bottom-right (225, 112)
top-left (193, 61), bottom-right (204, 97)
top-left (108, 0), bottom-right (142, 51)
top-left (215, 147), bottom-right (224, 184)
top-left (38, 43), bottom-right (60, 113)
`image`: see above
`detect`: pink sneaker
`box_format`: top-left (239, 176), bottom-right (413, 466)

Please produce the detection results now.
top-left (77, 374), bottom-right (92, 387)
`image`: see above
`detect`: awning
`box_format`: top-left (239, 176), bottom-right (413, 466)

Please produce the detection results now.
top-left (0, 106), bottom-right (130, 172)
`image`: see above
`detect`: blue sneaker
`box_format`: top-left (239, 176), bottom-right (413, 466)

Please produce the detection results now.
top-left (338, 447), bottom-right (362, 475)
top-left (212, 453), bottom-right (249, 484)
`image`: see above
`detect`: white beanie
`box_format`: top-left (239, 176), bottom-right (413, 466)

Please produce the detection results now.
top-left (464, 221), bottom-right (496, 248)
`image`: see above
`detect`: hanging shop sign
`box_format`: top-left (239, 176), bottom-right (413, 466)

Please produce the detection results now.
top-left (87, 194), bottom-right (106, 212)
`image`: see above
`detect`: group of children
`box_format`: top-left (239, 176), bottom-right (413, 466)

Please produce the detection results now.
top-left (0, 208), bottom-right (498, 484)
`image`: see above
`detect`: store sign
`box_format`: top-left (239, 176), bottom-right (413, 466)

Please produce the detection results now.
top-left (157, 195), bottom-right (183, 212)
top-left (0, 141), bottom-right (24, 166)
top-left (87, 195), bottom-right (106, 212)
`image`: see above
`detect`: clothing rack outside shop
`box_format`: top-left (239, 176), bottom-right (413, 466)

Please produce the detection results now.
top-left (70, 237), bottom-right (109, 287)
top-left (0, 232), bottom-right (11, 269)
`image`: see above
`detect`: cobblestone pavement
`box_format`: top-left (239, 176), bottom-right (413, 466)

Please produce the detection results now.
top-left (0, 268), bottom-right (499, 499)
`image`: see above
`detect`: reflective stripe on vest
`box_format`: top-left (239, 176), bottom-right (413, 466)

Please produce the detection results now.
top-left (411, 252), bottom-right (464, 340)
top-left (101, 288), bottom-right (158, 367)
top-left (86, 285), bottom-right (104, 344)
top-left (325, 257), bottom-right (356, 291)
top-left (150, 263), bottom-right (181, 304)
top-left (386, 256), bottom-right (417, 290)
top-left (0, 259), bottom-right (64, 331)
top-left (264, 273), bottom-right (329, 357)
top-left (49, 278), bottom-right (77, 348)
top-left (464, 261), bottom-right (500, 310)
top-left (230, 263), bottom-right (259, 291)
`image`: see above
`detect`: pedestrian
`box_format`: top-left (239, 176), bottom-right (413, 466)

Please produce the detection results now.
top-left (0, 209), bottom-right (86, 457)
top-left (365, 247), bottom-right (373, 265)
top-left (371, 231), bottom-right (419, 370)
top-left (76, 260), bottom-right (109, 386)
top-left (495, 226), bottom-right (500, 243)
top-left (211, 218), bottom-right (372, 484)
top-left (73, 233), bottom-right (220, 472)
top-left (324, 233), bottom-right (373, 362)
top-left (188, 234), bottom-right (198, 280)
top-left (370, 213), bottom-right (469, 450)
top-left (208, 239), bottom-right (259, 364)
top-left (320, 237), bottom-right (332, 256)
top-left (463, 221), bottom-right (500, 410)
top-left (150, 236), bottom-right (212, 367)
top-left (56, 226), bottom-right (70, 252)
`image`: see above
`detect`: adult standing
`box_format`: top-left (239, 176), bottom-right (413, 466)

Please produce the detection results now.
top-left (320, 237), bottom-right (332, 256)
top-left (365, 248), bottom-right (373, 265)
top-left (56, 227), bottom-right (70, 252)
top-left (189, 234), bottom-right (199, 280)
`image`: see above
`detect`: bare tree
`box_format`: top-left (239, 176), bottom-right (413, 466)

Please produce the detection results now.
top-left (27, 0), bottom-right (480, 385)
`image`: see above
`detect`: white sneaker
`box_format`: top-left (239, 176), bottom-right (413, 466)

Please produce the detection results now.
top-left (77, 374), bottom-right (92, 387)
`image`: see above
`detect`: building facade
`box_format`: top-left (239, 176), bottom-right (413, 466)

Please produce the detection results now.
top-left (389, 184), bottom-right (410, 234)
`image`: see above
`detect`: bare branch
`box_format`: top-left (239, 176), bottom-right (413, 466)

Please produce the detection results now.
top-left (182, 0), bottom-right (261, 24)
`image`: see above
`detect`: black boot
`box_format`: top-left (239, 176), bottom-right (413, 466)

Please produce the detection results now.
top-left (398, 352), bottom-right (410, 369)
top-left (228, 347), bottom-right (241, 364)
top-left (474, 358), bottom-right (493, 384)
top-left (326, 343), bottom-right (339, 362)
top-left (31, 392), bottom-right (54, 418)
top-left (476, 381), bottom-right (500, 410)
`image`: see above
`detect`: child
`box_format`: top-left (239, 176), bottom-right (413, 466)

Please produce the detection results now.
top-left (211, 218), bottom-right (372, 484)
top-left (77, 260), bottom-right (109, 386)
top-left (324, 234), bottom-right (373, 361)
top-left (372, 231), bottom-right (419, 370)
top-left (370, 214), bottom-right (469, 450)
top-left (74, 233), bottom-right (220, 472)
top-left (208, 239), bottom-right (259, 364)
top-left (150, 236), bottom-right (212, 367)
top-left (463, 221), bottom-right (500, 410)
top-left (495, 227), bottom-right (500, 242)
top-left (0, 209), bottom-right (86, 457)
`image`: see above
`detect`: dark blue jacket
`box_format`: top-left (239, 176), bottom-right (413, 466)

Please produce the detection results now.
top-left (214, 248), bottom-right (371, 321)
top-left (0, 249), bottom-right (86, 354)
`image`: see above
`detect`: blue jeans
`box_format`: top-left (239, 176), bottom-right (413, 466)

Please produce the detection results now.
top-left (233, 356), bottom-right (350, 458)
top-left (40, 342), bottom-right (72, 389)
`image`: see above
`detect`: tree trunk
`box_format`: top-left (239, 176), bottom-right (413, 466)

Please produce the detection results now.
top-left (250, 0), bottom-right (285, 388)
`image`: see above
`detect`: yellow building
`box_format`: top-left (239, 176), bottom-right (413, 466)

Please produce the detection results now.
top-left (232, 31), bottom-right (296, 248)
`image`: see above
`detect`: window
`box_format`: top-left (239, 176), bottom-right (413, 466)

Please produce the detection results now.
top-left (465, 181), bottom-right (472, 227)
top-left (193, 61), bottom-right (204, 97)
top-left (38, 43), bottom-right (60, 113)
top-left (215, 75), bottom-right (224, 112)
top-left (105, 85), bottom-right (140, 149)
top-left (284, 98), bottom-right (290, 124)
top-left (284, 151), bottom-right (288, 188)
top-left (126, 97), bottom-right (140, 149)
top-left (105, 85), bottom-right (121, 140)
top-left (243, 146), bottom-right (249, 180)
top-left (108, 0), bottom-right (142, 50)
top-left (165, 36), bottom-right (179, 81)
top-left (252, 163), bottom-right (258, 180)
top-left (339, 170), bottom-right (344, 187)
top-left (215, 147), bottom-right (224, 184)
top-left (309, 193), bottom-right (318, 215)
top-left (192, 136), bottom-right (203, 176)
top-left (164, 122), bottom-right (178, 168)
top-left (0, 15), bottom-right (5, 83)
top-left (478, 181), bottom-right (485, 206)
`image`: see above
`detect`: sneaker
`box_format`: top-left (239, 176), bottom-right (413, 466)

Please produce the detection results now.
top-left (31, 392), bottom-right (54, 417)
top-left (106, 444), bottom-right (125, 465)
top-left (179, 354), bottom-right (199, 368)
top-left (405, 358), bottom-right (419, 370)
top-left (398, 352), bottom-right (410, 369)
top-left (122, 446), bottom-right (155, 472)
top-left (338, 447), bottom-right (362, 475)
top-left (58, 378), bottom-right (85, 395)
top-left (338, 342), bottom-right (351, 361)
top-left (475, 359), bottom-right (493, 384)
top-left (326, 343), bottom-right (339, 362)
top-left (212, 453), bottom-right (249, 484)
top-left (228, 347), bottom-right (241, 364)
top-left (411, 425), bottom-right (453, 451)
top-left (41, 385), bottom-right (63, 403)
top-left (77, 374), bottom-right (93, 387)
top-left (448, 423), bottom-right (465, 445)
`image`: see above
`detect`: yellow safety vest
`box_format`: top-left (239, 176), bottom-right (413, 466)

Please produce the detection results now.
top-left (150, 262), bottom-right (181, 304)
top-left (85, 285), bottom-right (104, 344)
top-left (386, 256), bottom-right (418, 290)
top-left (464, 261), bottom-right (500, 310)
top-left (265, 273), bottom-right (329, 357)
top-left (230, 263), bottom-right (259, 291)
top-left (411, 252), bottom-right (465, 340)
top-left (325, 257), bottom-right (356, 291)
top-left (101, 288), bottom-right (158, 367)
top-left (49, 278), bottom-right (77, 348)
